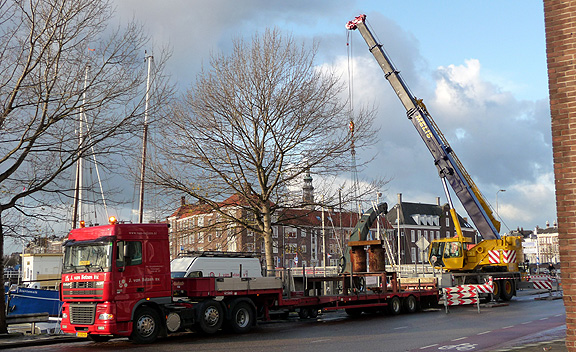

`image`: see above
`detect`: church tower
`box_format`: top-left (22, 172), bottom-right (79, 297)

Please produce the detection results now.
top-left (302, 169), bottom-right (314, 208)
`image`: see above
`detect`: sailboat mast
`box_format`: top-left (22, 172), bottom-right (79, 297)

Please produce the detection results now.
top-left (138, 55), bottom-right (153, 223)
top-left (72, 66), bottom-right (89, 229)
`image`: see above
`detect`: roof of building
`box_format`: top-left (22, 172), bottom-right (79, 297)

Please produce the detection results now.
top-left (385, 201), bottom-right (473, 229)
top-left (535, 226), bottom-right (558, 235)
top-left (168, 194), bottom-right (393, 229)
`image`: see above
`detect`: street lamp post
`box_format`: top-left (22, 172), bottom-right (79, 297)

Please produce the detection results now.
top-left (496, 189), bottom-right (506, 219)
top-left (376, 192), bottom-right (382, 240)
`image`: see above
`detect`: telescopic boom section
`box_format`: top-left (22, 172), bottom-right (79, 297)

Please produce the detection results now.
top-left (346, 15), bottom-right (501, 240)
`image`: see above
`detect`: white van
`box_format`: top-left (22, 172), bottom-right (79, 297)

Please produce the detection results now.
top-left (171, 252), bottom-right (263, 278)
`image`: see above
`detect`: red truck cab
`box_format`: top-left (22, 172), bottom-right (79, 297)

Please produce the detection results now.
top-left (60, 220), bottom-right (171, 341)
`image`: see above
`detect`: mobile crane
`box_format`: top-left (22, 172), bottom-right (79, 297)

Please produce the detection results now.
top-left (346, 15), bottom-right (523, 300)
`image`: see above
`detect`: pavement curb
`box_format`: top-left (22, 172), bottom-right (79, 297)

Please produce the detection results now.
top-left (0, 335), bottom-right (83, 349)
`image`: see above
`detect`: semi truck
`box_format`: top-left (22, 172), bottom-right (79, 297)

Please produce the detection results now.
top-left (346, 14), bottom-right (523, 300)
top-left (59, 217), bottom-right (439, 343)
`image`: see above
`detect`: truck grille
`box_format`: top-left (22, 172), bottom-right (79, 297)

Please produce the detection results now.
top-left (62, 281), bottom-right (103, 300)
top-left (70, 281), bottom-right (97, 288)
top-left (69, 303), bottom-right (96, 325)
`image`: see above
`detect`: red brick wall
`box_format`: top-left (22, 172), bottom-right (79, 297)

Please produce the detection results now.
top-left (544, 1), bottom-right (576, 350)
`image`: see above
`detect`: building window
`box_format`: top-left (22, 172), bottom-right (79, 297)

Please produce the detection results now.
top-left (446, 217), bottom-right (450, 227)
top-left (301, 245), bottom-right (307, 253)
top-left (272, 227), bottom-right (278, 238)
top-left (301, 229), bottom-right (307, 238)
top-left (446, 231), bottom-right (450, 238)
top-left (424, 230), bottom-right (428, 241)
top-left (247, 243), bottom-right (255, 252)
top-left (329, 243), bottom-right (337, 254)
top-left (286, 227), bottom-right (297, 239)
top-left (411, 247), bottom-right (416, 263)
top-left (417, 230), bottom-right (421, 242)
top-left (247, 230), bottom-right (254, 237)
top-left (198, 232), bottom-right (204, 243)
top-left (411, 230), bottom-right (415, 242)
top-left (198, 216), bottom-right (204, 227)
top-left (436, 231), bottom-right (440, 240)
top-left (286, 243), bottom-right (297, 254)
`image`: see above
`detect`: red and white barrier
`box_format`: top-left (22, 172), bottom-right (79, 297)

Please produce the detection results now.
top-left (529, 275), bottom-right (553, 290)
top-left (443, 285), bottom-right (480, 313)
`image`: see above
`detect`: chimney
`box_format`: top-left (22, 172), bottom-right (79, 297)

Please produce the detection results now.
top-left (181, 196), bottom-right (186, 207)
top-left (436, 197), bottom-right (441, 206)
top-left (397, 193), bottom-right (402, 205)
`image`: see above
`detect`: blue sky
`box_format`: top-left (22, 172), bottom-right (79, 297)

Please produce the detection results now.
top-left (5, 1), bottom-right (553, 254)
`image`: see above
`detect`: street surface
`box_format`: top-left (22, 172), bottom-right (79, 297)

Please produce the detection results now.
top-left (7, 293), bottom-right (566, 352)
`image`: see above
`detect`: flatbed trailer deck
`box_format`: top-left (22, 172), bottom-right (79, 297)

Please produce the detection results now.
top-left (172, 273), bottom-right (439, 319)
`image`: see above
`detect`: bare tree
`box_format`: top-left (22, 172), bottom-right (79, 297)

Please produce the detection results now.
top-left (153, 29), bottom-right (383, 274)
top-left (0, 0), bottom-right (170, 332)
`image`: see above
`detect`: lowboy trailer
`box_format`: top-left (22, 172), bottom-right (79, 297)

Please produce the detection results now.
top-left (60, 220), bottom-right (438, 343)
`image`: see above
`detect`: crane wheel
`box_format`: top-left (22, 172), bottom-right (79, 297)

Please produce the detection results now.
top-left (500, 279), bottom-right (514, 301)
top-left (491, 281), bottom-right (501, 301)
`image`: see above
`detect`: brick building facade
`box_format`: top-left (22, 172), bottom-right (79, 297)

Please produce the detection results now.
top-left (166, 195), bottom-right (391, 269)
top-left (544, 1), bottom-right (576, 350)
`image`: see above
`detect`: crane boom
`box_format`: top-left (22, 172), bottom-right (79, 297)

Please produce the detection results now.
top-left (347, 15), bottom-right (501, 240)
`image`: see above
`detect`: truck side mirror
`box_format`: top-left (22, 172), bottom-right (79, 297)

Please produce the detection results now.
top-left (117, 241), bottom-right (125, 272)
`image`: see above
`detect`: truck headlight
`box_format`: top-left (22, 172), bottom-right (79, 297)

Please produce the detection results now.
top-left (62, 312), bottom-right (68, 319)
top-left (98, 313), bottom-right (114, 320)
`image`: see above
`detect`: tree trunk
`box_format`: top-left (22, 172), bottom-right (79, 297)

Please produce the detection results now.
top-left (262, 206), bottom-right (275, 276)
top-left (0, 212), bottom-right (7, 334)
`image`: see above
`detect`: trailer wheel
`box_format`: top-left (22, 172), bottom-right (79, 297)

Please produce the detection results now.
top-left (500, 279), bottom-right (514, 301)
top-left (388, 296), bottom-right (402, 315)
top-left (198, 300), bottom-right (224, 334)
top-left (229, 302), bottom-right (254, 334)
top-left (298, 308), bottom-right (310, 319)
top-left (403, 295), bottom-right (418, 313)
top-left (309, 308), bottom-right (318, 318)
top-left (130, 307), bottom-right (160, 344)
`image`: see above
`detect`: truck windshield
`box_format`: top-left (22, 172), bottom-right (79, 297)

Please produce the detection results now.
top-left (63, 242), bottom-right (113, 273)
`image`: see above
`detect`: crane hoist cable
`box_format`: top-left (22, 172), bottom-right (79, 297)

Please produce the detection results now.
top-left (346, 29), bottom-right (362, 217)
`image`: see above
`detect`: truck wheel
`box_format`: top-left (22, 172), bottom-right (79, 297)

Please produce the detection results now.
top-left (229, 302), bottom-right (254, 334)
top-left (500, 279), bottom-right (514, 301)
top-left (388, 296), bottom-right (401, 315)
top-left (403, 295), bottom-right (418, 313)
top-left (198, 300), bottom-right (223, 334)
top-left (298, 308), bottom-right (310, 319)
top-left (131, 307), bottom-right (160, 344)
